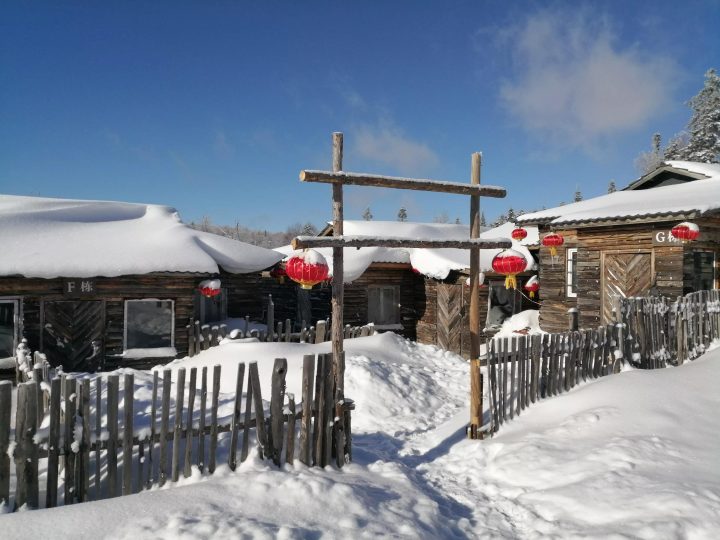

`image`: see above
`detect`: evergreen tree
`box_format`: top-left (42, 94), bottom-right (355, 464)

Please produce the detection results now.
top-left (661, 68), bottom-right (720, 162)
top-left (635, 132), bottom-right (665, 173)
top-left (608, 180), bottom-right (617, 193)
top-left (397, 207), bottom-right (408, 222)
top-left (454, 217), bottom-right (461, 224)
top-left (480, 212), bottom-right (487, 227)
top-left (574, 189), bottom-right (583, 202)
top-left (681, 68), bottom-right (720, 162)
top-left (362, 207), bottom-right (373, 221)
top-left (301, 222), bottom-right (317, 236)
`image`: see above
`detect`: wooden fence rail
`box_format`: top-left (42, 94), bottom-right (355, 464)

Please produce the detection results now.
top-left (0, 353), bottom-right (353, 512)
top-left (487, 289), bottom-right (720, 435)
top-left (186, 295), bottom-right (376, 358)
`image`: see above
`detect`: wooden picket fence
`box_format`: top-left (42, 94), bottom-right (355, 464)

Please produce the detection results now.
top-left (187, 296), bottom-right (375, 358)
top-left (0, 353), bottom-right (353, 511)
top-left (486, 289), bottom-right (720, 435)
top-left (617, 289), bottom-right (720, 369)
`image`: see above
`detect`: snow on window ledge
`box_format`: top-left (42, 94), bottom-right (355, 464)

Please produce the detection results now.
top-left (119, 347), bottom-right (178, 359)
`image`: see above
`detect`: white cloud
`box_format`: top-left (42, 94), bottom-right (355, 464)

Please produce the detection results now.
top-left (352, 122), bottom-right (439, 176)
top-left (494, 9), bottom-right (678, 150)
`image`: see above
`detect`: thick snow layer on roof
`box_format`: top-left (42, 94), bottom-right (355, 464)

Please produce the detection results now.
top-left (518, 168), bottom-right (720, 225)
top-left (0, 194), bottom-right (283, 278)
top-left (276, 220), bottom-right (537, 282)
top-left (665, 160), bottom-right (720, 178)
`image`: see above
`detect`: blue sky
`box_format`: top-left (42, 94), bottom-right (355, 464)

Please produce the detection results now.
top-left (1, 1), bottom-right (719, 231)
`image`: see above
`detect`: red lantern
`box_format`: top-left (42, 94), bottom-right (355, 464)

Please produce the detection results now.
top-left (286, 249), bottom-right (330, 290)
top-left (491, 249), bottom-right (528, 289)
top-left (670, 221), bottom-right (700, 243)
top-left (270, 266), bottom-right (286, 283)
top-left (511, 227), bottom-right (528, 241)
top-left (198, 279), bottom-right (222, 298)
top-left (524, 275), bottom-right (539, 299)
top-left (542, 232), bottom-right (564, 258)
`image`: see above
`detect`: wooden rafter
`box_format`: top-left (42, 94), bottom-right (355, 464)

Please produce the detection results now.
top-left (291, 236), bottom-right (512, 251)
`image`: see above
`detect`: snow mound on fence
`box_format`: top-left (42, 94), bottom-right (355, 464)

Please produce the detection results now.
top-left (0, 194), bottom-right (282, 277)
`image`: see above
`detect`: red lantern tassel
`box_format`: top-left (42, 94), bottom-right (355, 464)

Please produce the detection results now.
top-left (505, 274), bottom-right (517, 290)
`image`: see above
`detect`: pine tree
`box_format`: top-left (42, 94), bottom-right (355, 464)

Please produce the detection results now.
top-left (574, 189), bottom-right (583, 202)
top-left (362, 207), bottom-right (373, 221)
top-left (301, 222), bottom-right (317, 236)
top-left (662, 68), bottom-right (720, 163)
top-left (454, 217), bottom-right (461, 224)
top-left (635, 132), bottom-right (665, 173)
top-left (480, 212), bottom-right (487, 227)
top-left (608, 180), bottom-right (617, 193)
top-left (397, 207), bottom-right (408, 222)
top-left (683, 68), bottom-right (720, 162)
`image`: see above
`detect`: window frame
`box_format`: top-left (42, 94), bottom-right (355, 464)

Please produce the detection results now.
top-left (123, 298), bottom-right (175, 351)
top-left (367, 285), bottom-right (401, 326)
top-left (0, 297), bottom-right (21, 359)
top-left (685, 249), bottom-right (717, 293)
top-left (566, 247), bottom-right (578, 298)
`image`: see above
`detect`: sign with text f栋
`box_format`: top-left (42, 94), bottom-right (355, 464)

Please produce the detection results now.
top-left (63, 279), bottom-right (97, 296)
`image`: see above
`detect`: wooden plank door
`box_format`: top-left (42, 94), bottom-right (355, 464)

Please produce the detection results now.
top-left (437, 283), bottom-right (465, 354)
top-left (602, 252), bottom-right (652, 323)
top-left (42, 301), bottom-right (105, 371)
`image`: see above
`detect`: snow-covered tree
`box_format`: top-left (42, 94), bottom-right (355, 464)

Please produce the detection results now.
top-left (433, 211), bottom-right (449, 223)
top-left (679, 68), bottom-right (720, 162)
top-left (397, 207), bottom-right (408, 222)
top-left (480, 212), bottom-right (487, 227)
top-left (362, 207), bottom-right (373, 221)
top-left (301, 222), bottom-right (317, 235)
top-left (635, 133), bottom-right (665, 174)
top-left (454, 217), bottom-right (461, 224)
top-left (608, 180), bottom-right (617, 193)
top-left (574, 189), bottom-right (583, 202)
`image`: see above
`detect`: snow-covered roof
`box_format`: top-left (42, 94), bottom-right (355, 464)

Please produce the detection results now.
top-left (518, 162), bottom-right (720, 226)
top-left (276, 220), bottom-right (538, 282)
top-left (0, 194), bottom-right (283, 278)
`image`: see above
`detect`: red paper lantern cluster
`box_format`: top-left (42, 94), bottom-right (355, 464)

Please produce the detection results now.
top-left (524, 275), bottom-right (539, 298)
top-left (670, 221), bottom-right (700, 243)
top-left (286, 249), bottom-right (330, 290)
top-left (542, 232), bottom-right (564, 257)
top-left (511, 227), bottom-right (528, 241)
top-left (198, 279), bottom-right (222, 298)
top-left (491, 249), bottom-right (528, 289)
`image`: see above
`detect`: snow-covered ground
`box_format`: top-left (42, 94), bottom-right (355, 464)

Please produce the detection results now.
top-left (3, 328), bottom-right (719, 538)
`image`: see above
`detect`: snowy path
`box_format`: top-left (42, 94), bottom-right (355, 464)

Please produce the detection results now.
top-left (2, 333), bottom-right (719, 538)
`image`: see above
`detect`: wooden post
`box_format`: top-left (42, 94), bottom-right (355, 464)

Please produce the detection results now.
top-left (122, 373), bottom-right (134, 496)
top-left (107, 375), bottom-right (119, 498)
top-left (184, 367), bottom-right (197, 477)
top-left (269, 358), bottom-right (288, 467)
top-left (568, 308), bottom-right (579, 331)
top-left (0, 381), bottom-right (12, 507)
top-left (299, 354), bottom-right (315, 466)
top-left (331, 132), bottom-right (345, 397)
top-left (469, 152), bottom-right (482, 439)
top-left (15, 382), bottom-right (39, 510)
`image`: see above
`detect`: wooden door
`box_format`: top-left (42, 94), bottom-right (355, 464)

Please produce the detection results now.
top-left (42, 301), bottom-right (105, 371)
top-left (602, 252), bottom-right (652, 323)
top-left (437, 283), bottom-right (465, 354)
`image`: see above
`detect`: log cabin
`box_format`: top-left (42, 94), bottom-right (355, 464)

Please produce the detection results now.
top-left (0, 194), bottom-right (282, 372)
top-left (516, 161), bottom-right (720, 333)
top-left (272, 220), bottom-right (539, 357)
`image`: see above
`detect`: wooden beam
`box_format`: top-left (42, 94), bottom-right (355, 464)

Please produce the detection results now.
top-left (300, 170), bottom-right (506, 198)
top-left (331, 132), bottom-right (345, 396)
top-left (292, 235), bottom-right (512, 251)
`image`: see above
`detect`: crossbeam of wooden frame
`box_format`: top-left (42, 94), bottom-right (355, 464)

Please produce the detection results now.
top-left (292, 236), bottom-right (512, 251)
top-left (300, 170), bottom-right (507, 198)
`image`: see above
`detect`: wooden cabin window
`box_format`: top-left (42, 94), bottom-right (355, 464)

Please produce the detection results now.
top-left (124, 299), bottom-right (175, 350)
top-left (566, 248), bottom-right (578, 298)
top-left (0, 299), bottom-right (19, 360)
top-left (368, 285), bottom-right (400, 326)
top-left (684, 250), bottom-right (716, 294)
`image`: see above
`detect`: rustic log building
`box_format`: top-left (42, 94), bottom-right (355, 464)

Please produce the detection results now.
top-left (0, 195), bottom-right (282, 372)
top-left (272, 220), bottom-right (539, 357)
top-left (517, 161), bottom-right (720, 333)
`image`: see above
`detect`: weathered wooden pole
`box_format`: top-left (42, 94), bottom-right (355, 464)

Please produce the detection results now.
top-left (469, 152), bottom-right (483, 439)
top-left (331, 132), bottom-right (344, 396)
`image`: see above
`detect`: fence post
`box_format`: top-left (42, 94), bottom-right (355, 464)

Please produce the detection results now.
top-left (0, 381), bottom-right (12, 507)
top-left (15, 382), bottom-right (39, 510)
top-left (567, 308), bottom-right (579, 331)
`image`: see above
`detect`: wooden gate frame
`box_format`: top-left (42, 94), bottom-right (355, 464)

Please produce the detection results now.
top-left (292, 132), bottom-right (510, 440)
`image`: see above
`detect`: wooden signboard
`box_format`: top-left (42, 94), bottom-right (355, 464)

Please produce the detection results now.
top-left (63, 279), bottom-right (97, 296)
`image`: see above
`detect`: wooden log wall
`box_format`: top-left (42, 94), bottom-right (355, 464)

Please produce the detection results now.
top-left (0, 353), bottom-right (354, 512)
top-left (537, 218), bottom-right (720, 333)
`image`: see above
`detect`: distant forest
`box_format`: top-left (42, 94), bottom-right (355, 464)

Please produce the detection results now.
top-left (186, 217), bottom-right (320, 249)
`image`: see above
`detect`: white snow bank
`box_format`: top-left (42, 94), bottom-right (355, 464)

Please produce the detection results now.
top-left (0, 194), bottom-right (282, 278)
top-left (519, 162), bottom-right (720, 225)
top-left (277, 220), bottom-right (537, 282)
top-left (493, 309), bottom-right (542, 338)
